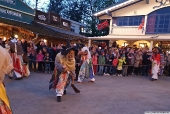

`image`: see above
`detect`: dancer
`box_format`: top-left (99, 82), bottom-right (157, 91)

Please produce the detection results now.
top-left (8, 37), bottom-right (30, 79)
top-left (77, 44), bottom-right (95, 83)
top-left (151, 47), bottom-right (161, 81)
top-left (49, 41), bottom-right (80, 102)
top-left (0, 45), bottom-right (13, 114)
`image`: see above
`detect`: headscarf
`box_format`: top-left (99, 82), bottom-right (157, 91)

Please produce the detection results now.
top-left (56, 53), bottom-right (75, 71)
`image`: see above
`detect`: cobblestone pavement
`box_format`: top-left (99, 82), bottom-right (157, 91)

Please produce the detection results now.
top-left (4, 72), bottom-right (170, 114)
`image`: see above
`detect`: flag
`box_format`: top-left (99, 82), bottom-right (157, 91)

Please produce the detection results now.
top-left (138, 17), bottom-right (145, 30)
top-left (97, 20), bottom-right (109, 30)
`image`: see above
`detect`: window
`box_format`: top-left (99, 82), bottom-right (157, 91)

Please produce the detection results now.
top-left (146, 7), bottom-right (170, 34)
top-left (115, 16), bottom-right (143, 26)
top-left (71, 26), bottom-right (75, 32)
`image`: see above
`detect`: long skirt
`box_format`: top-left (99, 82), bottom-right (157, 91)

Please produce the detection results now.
top-left (0, 99), bottom-right (12, 114)
top-left (152, 63), bottom-right (159, 79)
top-left (10, 53), bottom-right (23, 78)
top-left (49, 69), bottom-right (71, 96)
top-left (78, 59), bottom-right (95, 82)
top-left (0, 83), bottom-right (12, 114)
top-left (23, 64), bottom-right (30, 77)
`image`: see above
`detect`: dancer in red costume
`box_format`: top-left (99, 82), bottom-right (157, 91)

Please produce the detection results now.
top-left (8, 37), bottom-right (30, 80)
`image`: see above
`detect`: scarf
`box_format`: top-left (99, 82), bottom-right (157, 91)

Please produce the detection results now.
top-left (56, 53), bottom-right (75, 71)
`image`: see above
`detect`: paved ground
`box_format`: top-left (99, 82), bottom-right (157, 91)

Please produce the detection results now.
top-left (4, 72), bottom-right (170, 114)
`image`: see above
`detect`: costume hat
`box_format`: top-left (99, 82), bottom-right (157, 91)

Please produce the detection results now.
top-left (61, 39), bottom-right (78, 56)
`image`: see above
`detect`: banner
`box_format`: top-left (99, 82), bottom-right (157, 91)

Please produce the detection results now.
top-left (138, 17), bottom-right (145, 30)
top-left (97, 20), bottom-right (109, 30)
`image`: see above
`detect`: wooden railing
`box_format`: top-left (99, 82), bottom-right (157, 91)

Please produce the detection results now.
top-left (111, 26), bottom-right (145, 35)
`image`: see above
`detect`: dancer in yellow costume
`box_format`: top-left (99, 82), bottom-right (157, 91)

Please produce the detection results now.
top-left (0, 45), bottom-right (13, 114)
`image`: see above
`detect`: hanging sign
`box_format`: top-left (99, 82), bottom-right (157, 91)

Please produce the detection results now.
top-left (153, 0), bottom-right (170, 9)
top-left (49, 12), bottom-right (60, 24)
top-left (0, 0), bottom-right (15, 4)
top-left (61, 19), bottom-right (70, 28)
top-left (35, 10), bottom-right (48, 23)
top-left (97, 20), bottom-right (109, 30)
top-left (0, 7), bottom-right (22, 18)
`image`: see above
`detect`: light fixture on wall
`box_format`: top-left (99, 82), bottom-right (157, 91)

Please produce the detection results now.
top-left (150, 34), bottom-right (159, 39)
top-left (14, 34), bottom-right (18, 38)
top-left (3, 37), bottom-right (6, 41)
top-left (113, 24), bottom-right (117, 26)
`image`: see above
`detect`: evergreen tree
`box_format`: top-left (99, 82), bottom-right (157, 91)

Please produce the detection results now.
top-left (48, 0), bottom-right (64, 14)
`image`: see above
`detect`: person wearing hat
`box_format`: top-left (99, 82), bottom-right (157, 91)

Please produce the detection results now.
top-left (49, 40), bottom-right (80, 102)
top-left (0, 45), bottom-right (13, 114)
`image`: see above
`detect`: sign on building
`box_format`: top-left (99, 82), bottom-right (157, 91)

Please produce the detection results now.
top-left (35, 10), bottom-right (48, 23)
top-left (0, 0), bottom-right (15, 4)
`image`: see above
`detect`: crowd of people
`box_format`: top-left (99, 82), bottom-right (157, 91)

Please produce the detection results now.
top-left (0, 38), bottom-right (169, 79)
top-left (0, 36), bottom-right (169, 109)
top-left (89, 42), bottom-right (170, 78)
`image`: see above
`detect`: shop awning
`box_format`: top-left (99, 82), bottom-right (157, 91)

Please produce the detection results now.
top-left (0, 18), bottom-right (87, 40)
top-left (36, 22), bottom-right (87, 39)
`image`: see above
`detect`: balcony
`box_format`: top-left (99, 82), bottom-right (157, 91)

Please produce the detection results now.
top-left (111, 26), bottom-right (145, 35)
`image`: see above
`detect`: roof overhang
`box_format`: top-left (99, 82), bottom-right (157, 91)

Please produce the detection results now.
top-left (93, 0), bottom-right (140, 17)
top-left (88, 34), bottom-right (170, 41)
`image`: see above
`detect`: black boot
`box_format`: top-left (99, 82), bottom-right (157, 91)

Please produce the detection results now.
top-left (57, 96), bottom-right (61, 102)
top-left (64, 90), bottom-right (66, 95)
top-left (8, 76), bottom-right (12, 79)
top-left (151, 78), bottom-right (154, 81)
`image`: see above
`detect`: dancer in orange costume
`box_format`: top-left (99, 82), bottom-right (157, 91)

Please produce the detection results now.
top-left (0, 45), bottom-right (13, 114)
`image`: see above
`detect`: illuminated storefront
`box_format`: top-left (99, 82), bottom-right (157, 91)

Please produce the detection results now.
top-left (89, 0), bottom-right (170, 50)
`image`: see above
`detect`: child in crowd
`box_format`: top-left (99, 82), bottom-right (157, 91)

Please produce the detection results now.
top-left (36, 50), bottom-right (44, 72)
top-left (44, 52), bottom-right (52, 73)
top-left (92, 52), bottom-right (98, 75)
top-left (117, 56), bottom-right (126, 77)
top-left (112, 56), bottom-right (118, 76)
top-left (104, 52), bottom-right (110, 76)
top-left (98, 52), bottom-right (105, 76)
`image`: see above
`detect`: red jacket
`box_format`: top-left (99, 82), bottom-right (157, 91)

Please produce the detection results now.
top-left (112, 58), bottom-right (118, 67)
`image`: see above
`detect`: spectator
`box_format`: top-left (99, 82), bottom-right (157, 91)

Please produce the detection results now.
top-left (92, 52), bottom-right (98, 75)
top-left (108, 50), bottom-right (114, 75)
top-left (27, 41), bottom-right (37, 71)
top-left (112, 56), bottom-right (118, 76)
top-left (36, 50), bottom-right (44, 72)
top-left (21, 38), bottom-right (28, 54)
top-left (127, 49), bottom-right (135, 76)
top-left (98, 52), bottom-right (105, 76)
top-left (142, 50), bottom-right (151, 77)
top-left (117, 56), bottom-right (126, 77)
top-left (122, 50), bottom-right (128, 76)
top-left (0, 39), bottom-right (5, 48)
top-left (44, 52), bottom-right (52, 73)
top-left (134, 50), bottom-right (143, 75)
top-left (104, 51), bottom-right (110, 76)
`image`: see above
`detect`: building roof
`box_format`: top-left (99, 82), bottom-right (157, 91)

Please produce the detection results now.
top-left (61, 17), bottom-right (86, 27)
top-left (93, 0), bottom-right (141, 17)
top-left (0, 17), bottom-right (87, 40)
top-left (36, 22), bottom-right (87, 38)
